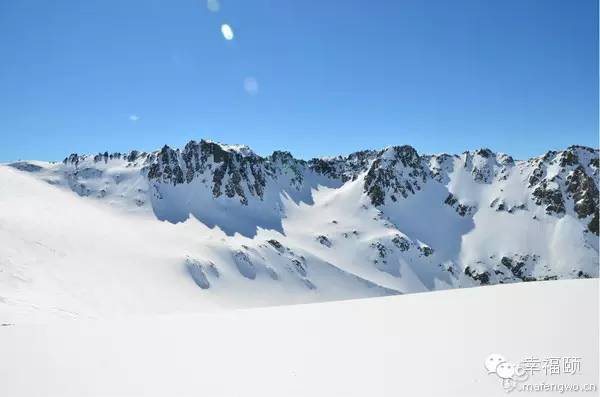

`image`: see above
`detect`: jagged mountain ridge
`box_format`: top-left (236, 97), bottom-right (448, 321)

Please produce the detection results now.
top-left (2, 140), bottom-right (598, 321)
top-left (55, 140), bottom-right (599, 235)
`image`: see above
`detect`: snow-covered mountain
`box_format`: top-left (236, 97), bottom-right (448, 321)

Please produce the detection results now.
top-left (1, 140), bottom-right (598, 322)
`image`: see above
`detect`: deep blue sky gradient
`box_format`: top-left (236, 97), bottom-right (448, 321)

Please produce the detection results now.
top-left (0, 0), bottom-right (597, 161)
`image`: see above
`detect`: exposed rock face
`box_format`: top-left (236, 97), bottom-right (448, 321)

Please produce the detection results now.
top-left (566, 166), bottom-right (598, 219)
top-left (461, 251), bottom-right (593, 286)
top-left (363, 146), bottom-right (428, 206)
top-left (589, 211), bottom-right (599, 236)
top-left (308, 151), bottom-right (376, 183)
top-left (316, 235), bottom-right (332, 247)
top-left (392, 235), bottom-right (411, 252)
top-left (524, 146), bottom-right (599, 227)
top-left (147, 145), bottom-right (185, 185)
top-left (532, 181), bottom-right (566, 215)
top-left (560, 150), bottom-right (579, 167)
top-left (459, 148), bottom-right (512, 184)
top-left (145, 141), bottom-right (269, 205)
top-left (500, 255), bottom-right (537, 282)
top-left (427, 153), bottom-right (456, 183)
top-left (418, 245), bottom-right (434, 257)
top-left (470, 149), bottom-right (495, 183)
top-left (464, 266), bottom-right (491, 285)
top-left (445, 193), bottom-right (475, 216)
top-left (370, 241), bottom-right (389, 261)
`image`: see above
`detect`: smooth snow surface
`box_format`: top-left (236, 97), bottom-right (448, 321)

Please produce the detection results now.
top-left (0, 279), bottom-right (597, 397)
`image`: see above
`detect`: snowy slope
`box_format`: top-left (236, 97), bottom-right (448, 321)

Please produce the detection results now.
top-left (0, 279), bottom-right (597, 397)
top-left (0, 165), bottom-right (394, 324)
top-left (1, 140), bottom-right (598, 322)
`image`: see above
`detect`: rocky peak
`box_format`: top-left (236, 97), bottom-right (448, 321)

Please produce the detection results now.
top-left (308, 158), bottom-right (341, 179)
top-left (474, 148), bottom-right (494, 158)
top-left (526, 146), bottom-right (599, 222)
top-left (143, 140), bottom-right (272, 204)
top-left (269, 150), bottom-right (295, 164)
top-left (462, 148), bottom-right (510, 184)
top-left (363, 145), bottom-right (428, 206)
top-left (380, 145), bottom-right (420, 167)
top-left (198, 140), bottom-right (231, 163)
top-left (146, 145), bottom-right (184, 184)
top-left (425, 153), bottom-right (456, 184)
top-left (497, 153), bottom-right (515, 166)
top-left (307, 150), bottom-right (376, 182)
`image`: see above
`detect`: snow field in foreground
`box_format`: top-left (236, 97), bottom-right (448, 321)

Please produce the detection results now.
top-left (0, 279), bottom-right (597, 397)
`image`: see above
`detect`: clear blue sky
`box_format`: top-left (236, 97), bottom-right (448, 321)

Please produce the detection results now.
top-left (0, 0), bottom-right (597, 162)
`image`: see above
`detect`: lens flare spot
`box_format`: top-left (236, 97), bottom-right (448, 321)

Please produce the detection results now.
top-left (221, 24), bottom-right (234, 41)
top-left (207, 0), bottom-right (220, 12)
top-left (244, 77), bottom-right (259, 95)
